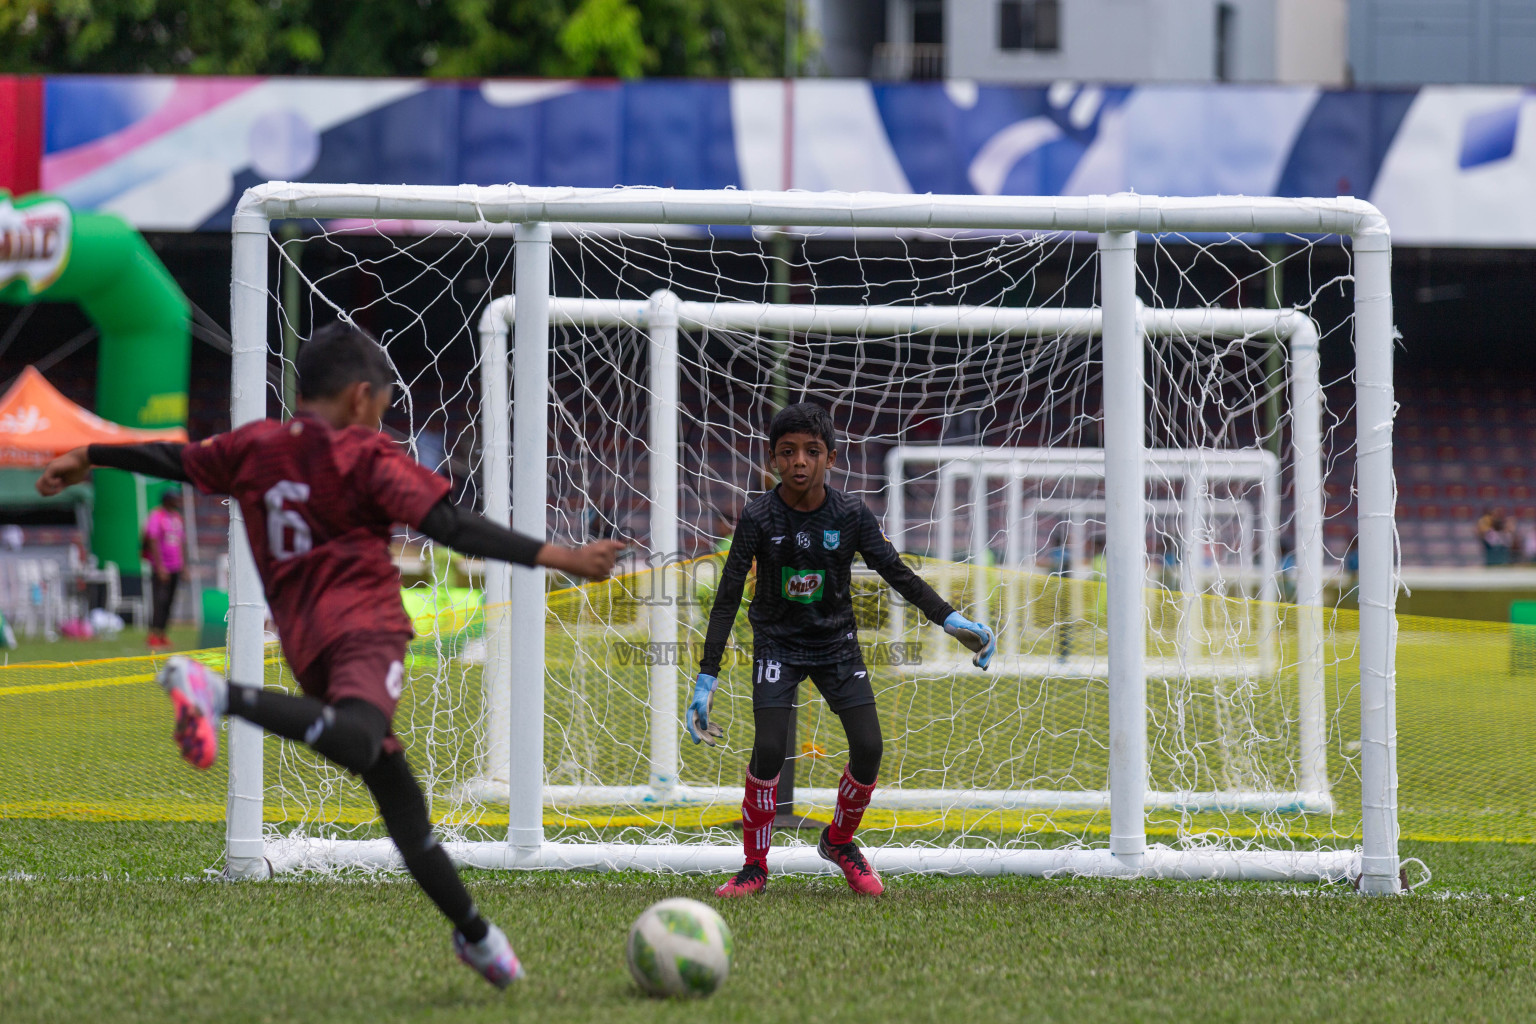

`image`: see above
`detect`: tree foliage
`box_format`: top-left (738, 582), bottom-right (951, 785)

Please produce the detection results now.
top-left (0, 0), bottom-right (793, 78)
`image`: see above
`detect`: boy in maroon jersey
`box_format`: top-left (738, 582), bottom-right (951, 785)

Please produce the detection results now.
top-left (37, 323), bottom-right (622, 989)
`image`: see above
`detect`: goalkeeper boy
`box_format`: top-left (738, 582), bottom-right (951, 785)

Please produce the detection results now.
top-left (36, 323), bottom-right (623, 988)
top-left (691, 402), bottom-right (995, 897)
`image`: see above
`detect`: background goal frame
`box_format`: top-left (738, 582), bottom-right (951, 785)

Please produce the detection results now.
top-left (466, 297), bottom-right (1327, 818)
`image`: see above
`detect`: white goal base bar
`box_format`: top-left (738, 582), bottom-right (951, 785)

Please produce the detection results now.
top-left (453, 782), bottom-right (1336, 815)
top-left (260, 837), bottom-right (1359, 882)
top-left (905, 653), bottom-right (1272, 680)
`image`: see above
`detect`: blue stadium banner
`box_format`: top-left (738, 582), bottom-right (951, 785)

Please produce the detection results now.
top-left (31, 76), bottom-right (1536, 245)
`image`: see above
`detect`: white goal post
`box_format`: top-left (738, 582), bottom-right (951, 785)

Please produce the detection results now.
top-left (226, 185), bottom-right (1399, 893)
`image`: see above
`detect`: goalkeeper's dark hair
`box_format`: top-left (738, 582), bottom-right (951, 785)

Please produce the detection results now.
top-left (767, 402), bottom-right (837, 452)
top-left (296, 321), bottom-right (396, 401)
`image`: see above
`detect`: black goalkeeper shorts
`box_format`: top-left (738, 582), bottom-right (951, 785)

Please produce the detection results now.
top-left (750, 656), bottom-right (875, 714)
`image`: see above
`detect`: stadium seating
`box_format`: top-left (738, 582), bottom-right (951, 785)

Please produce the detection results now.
top-left (1392, 371), bottom-right (1536, 566)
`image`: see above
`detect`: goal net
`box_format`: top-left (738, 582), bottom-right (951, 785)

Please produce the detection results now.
top-left (225, 186), bottom-right (1401, 892)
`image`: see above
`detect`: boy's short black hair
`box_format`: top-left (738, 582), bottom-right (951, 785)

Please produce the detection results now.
top-left (768, 402), bottom-right (837, 452)
top-left (296, 321), bottom-right (396, 401)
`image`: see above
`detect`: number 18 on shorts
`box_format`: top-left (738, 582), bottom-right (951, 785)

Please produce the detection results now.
top-left (751, 657), bottom-right (876, 714)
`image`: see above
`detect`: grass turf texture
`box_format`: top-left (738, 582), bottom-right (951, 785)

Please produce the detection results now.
top-left (6, 570), bottom-right (1536, 1019)
top-left (4, 822), bottom-right (1536, 1024)
top-left (3, 625), bottom-right (204, 665)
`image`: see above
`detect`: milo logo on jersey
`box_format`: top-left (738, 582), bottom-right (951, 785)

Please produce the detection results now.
top-left (781, 567), bottom-right (826, 603)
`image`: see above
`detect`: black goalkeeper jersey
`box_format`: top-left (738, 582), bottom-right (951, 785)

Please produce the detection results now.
top-left (698, 486), bottom-right (955, 675)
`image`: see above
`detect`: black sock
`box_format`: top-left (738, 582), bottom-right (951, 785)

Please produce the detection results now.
top-left (839, 703), bottom-right (884, 786)
top-left (363, 749), bottom-right (486, 938)
top-left (227, 687), bottom-right (385, 774)
top-left (409, 840), bottom-right (487, 942)
top-left (456, 909), bottom-right (489, 944)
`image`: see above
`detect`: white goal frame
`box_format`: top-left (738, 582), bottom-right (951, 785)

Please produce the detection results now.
top-left (465, 297), bottom-right (1326, 819)
top-left (226, 185), bottom-right (1398, 892)
top-left (883, 443), bottom-right (1284, 680)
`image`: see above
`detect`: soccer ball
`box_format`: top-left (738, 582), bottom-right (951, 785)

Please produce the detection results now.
top-left (625, 897), bottom-right (734, 998)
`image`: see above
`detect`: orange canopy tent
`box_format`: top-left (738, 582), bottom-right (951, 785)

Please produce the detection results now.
top-left (0, 366), bottom-right (187, 468)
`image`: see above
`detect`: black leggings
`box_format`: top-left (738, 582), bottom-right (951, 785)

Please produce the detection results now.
top-left (150, 571), bottom-right (180, 633)
top-left (749, 703), bottom-right (882, 786)
top-left (362, 749), bottom-right (479, 932)
top-left (225, 687), bottom-right (483, 936)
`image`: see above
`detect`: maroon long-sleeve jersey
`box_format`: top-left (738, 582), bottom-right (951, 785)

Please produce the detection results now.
top-left (180, 413), bottom-right (450, 675)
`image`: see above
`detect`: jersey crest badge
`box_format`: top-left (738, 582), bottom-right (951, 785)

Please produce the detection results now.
top-left (823, 529), bottom-right (840, 550)
top-left (781, 568), bottom-right (826, 603)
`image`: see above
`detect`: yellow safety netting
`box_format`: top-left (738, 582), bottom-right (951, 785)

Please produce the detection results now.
top-left (1, 561), bottom-right (1533, 846)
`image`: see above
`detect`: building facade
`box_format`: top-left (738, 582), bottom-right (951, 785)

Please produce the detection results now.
top-left (1350, 0), bottom-right (1536, 85)
top-left (812, 0), bottom-right (1349, 84)
top-left (815, 1), bottom-right (1536, 86)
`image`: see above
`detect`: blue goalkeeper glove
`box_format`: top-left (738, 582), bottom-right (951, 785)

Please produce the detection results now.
top-left (944, 611), bottom-right (997, 670)
top-left (686, 672), bottom-right (724, 746)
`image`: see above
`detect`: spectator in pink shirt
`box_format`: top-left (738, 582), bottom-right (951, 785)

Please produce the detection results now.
top-left (144, 488), bottom-right (186, 649)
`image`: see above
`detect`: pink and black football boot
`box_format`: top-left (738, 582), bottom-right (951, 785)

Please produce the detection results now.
top-left (818, 826), bottom-right (884, 896)
top-left (713, 862), bottom-right (769, 898)
top-left (156, 655), bottom-right (227, 770)
top-left (454, 922), bottom-right (526, 988)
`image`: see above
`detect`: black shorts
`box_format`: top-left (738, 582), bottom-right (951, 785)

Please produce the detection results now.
top-left (751, 656), bottom-right (875, 714)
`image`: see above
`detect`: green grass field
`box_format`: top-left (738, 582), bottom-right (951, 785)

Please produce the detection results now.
top-left (6, 571), bottom-right (1536, 1021)
top-left (2, 624), bottom-right (204, 665)
top-left (5, 822), bottom-right (1536, 1023)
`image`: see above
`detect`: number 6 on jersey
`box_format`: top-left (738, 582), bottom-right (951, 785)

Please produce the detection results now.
top-left (265, 480), bottom-right (313, 560)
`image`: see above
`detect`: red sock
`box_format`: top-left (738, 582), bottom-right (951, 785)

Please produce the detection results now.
top-left (828, 765), bottom-right (876, 845)
top-left (741, 768), bottom-right (778, 868)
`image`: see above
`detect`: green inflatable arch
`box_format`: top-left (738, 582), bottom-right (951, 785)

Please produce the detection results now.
top-left (0, 190), bottom-right (191, 574)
